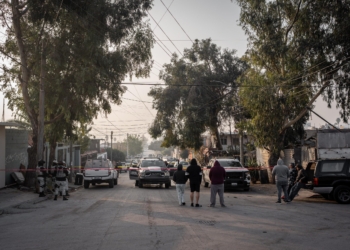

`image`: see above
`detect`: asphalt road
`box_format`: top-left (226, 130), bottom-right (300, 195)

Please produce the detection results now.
top-left (0, 174), bottom-right (349, 250)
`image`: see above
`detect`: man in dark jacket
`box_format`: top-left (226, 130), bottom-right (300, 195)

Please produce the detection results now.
top-left (208, 161), bottom-right (226, 207)
top-left (173, 164), bottom-right (188, 206)
top-left (186, 159), bottom-right (202, 207)
top-left (289, 164), bottom-right (308, 201)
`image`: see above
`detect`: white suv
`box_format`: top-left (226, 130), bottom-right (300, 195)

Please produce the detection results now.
top-left (83, 159), bottom-right (118, 188)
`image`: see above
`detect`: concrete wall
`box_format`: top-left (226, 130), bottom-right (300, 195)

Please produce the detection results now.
top-left (5, 129), bottom-right (28, 185)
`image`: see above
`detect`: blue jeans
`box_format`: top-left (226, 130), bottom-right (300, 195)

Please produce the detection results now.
top-left (276, 181), bottom-right (289, 202)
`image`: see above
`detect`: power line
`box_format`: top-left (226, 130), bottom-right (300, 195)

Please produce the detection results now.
top-left (147, 10), bottom-right (183, 56)
top-left (159, 0), bottom-right (193, 43)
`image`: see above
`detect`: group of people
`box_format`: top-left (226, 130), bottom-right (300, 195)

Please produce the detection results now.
top-left (272, 159), bottom-right (308, 203)
top-left (36, 160), bottom-right (70, 201)
top-left (172, 158), bottom-right (226, 208)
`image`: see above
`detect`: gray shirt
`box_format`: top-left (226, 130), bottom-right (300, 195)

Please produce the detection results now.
top-left (272, 159), bottom-right (289, 182)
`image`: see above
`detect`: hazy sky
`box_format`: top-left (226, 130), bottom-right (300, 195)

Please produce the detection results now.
top-left (0, 0), bottom-right (346, 142)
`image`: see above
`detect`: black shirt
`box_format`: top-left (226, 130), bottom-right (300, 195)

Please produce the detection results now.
top-left (173, 170), bottom-right (188, 184)
top-left (186, 165), bottom-right (202, 184)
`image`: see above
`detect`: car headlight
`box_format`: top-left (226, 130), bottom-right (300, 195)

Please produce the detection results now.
top-left (245, 173), bottom-right (251, 180)
top-left (140, 171), bottom-right (145, 177)
top-left (164, 171), bottom-right (169, 176)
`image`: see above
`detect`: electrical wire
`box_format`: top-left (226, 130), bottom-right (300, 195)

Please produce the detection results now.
top-left (159, 0), bottom-right (193, 43)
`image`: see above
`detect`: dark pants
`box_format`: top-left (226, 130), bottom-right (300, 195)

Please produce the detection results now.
top-left (276, 181), bottom-right (289, 202)
top-left (210, 183), bottom-right (225, 206)
top-left (289, 182), bottom-right (305, 201)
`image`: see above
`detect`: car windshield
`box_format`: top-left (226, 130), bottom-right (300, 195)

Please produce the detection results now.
top-left (84, 161), bottom-right (109, 168)
top-left (179, 162), bottom-right (188, 165)
top-left (218, 160), bottom-right (242, 168)
top-left (141, 160), bottom-right (166, 167)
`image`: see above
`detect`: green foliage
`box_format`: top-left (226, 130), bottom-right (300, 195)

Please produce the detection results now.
top-left (106, 148), bottom-right (126, 163)
top-left (0, 0), bottom-right (154, 173)
top-left (235, 0), bottom-right (350, 156)
top-left (148, 140), bottom-right (163, 151)
top-left (148, 39), bottom-right (247, 150)
top-left (180, 149), bottom-right (189, 159)
top-left (124, 134), bottom-right (143, 156)
top-left (77, 135), bottom-right (90, 154)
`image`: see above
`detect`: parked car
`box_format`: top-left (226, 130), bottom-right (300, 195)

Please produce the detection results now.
top-left (129, 158), bottom-right (171, 188)
top-left (202, 158), bottom-right (250, 191)
top-left (83, 159), bottom-right (118, 189)
top-left (312, 159), bottom-right (350, 204)
top-left (117, 162), bottom-right (128, 173)
top-left (174, 161), bottom-right (189, 170)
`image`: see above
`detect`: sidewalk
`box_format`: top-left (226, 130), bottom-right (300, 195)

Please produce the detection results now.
top-left (0, 183), bottom-right (82, 214)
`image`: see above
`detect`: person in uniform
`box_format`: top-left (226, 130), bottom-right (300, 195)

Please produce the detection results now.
top-left (37, 160), bottom-right (47, 197)
top-left (53, 161), bottom-right (69, 201)
top-left (62, 161), bottom-right (70, 197)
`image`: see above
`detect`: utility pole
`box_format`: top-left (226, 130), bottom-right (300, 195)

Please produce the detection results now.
top-left (239, 130), bottom-right (244, 166)
top-left (111, 131), bottom-right (113, 164)
top-left (126, 133), bottom-right (129, 159)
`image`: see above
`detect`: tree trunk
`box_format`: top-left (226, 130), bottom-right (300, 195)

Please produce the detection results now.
top-left (24, 131), bottom-right (38, 188)
top-left (213, 127), bottom-right (223, 150)
top-left (239, 130), bottom-right (244, 166)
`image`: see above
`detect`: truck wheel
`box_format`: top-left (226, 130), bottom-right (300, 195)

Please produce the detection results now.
top-left (202, 175), bottom-right (209, 187)
top-left (114, 178), bottom-right (118, 185)
top-left (243, 188), bottom-right (250, 191)
top-left (334, 185), bottom-right (350, 204)
top-left (138, 181), bottom-right (143, 188)
top-left (84, 181), bottom-right (89, 189)
top-left (109, 179), bottom-right (114, 188)
top-left (165, 183), bottom-right (170, 189)
top-left (135, 180), bottom-right (139, 186)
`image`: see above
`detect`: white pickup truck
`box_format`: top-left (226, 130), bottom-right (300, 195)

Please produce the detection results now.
top-left (83, 159), bottom-right (118, 188)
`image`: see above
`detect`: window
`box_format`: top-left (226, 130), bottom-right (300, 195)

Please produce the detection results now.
top-left (221, 138), bottom-right (227, 145)
top-left (320, 161), bottom-right (345, 172)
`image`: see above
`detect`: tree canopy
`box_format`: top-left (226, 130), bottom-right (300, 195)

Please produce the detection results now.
top-left (148, 39), bottom-right (247, 150)
top-left (235, 0), bottom-right (350, 158)
top-left (0, 0), bottom-right (154, 186)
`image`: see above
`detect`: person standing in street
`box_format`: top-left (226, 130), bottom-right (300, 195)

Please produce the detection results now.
top-left (173, 164), bottom-right (188, 206)
top-left (289, 164), bottom-right (308, 201)
top-left (186, 159), bottom-right (202, 207)
top-left (282, 163), bottom-right (298, 200)
top-left (272, 158), bottom-right (290, 203)
top-left (208, 161), bottom-right (226, 207)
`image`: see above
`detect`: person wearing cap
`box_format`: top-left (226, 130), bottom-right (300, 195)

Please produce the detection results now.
top-left (272, 158), bottom-right (290, 203)
top-left (173, 164), bottom-right (188, 206)
top-left (37, 160), bottom-right (47, 197)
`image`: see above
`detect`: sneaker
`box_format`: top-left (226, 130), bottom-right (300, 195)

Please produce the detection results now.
top-left (208, 204), bottom-right (215, 207)
top-left (182, 202), bottom-right (186, 206)
top-left (221, 204), bottom-right (226, 207)
top-left (191, 203), bottom-right (194, 207)
top-left (276, 201), bottom-right (281, 204)
top-left (195, 204), bottom-right (202, 207)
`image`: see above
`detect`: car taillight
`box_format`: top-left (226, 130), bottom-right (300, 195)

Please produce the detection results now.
top-left (313, 177), bottom-right (318, 186)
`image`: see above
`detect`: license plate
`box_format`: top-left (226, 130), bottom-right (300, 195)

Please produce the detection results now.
top-left (231, 183), bottom-right (237, 186)
top-left (93, 177), bottom-right (101, 179)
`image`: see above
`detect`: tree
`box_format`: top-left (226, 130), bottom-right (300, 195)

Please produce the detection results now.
top-left (148, 140), bottom-right (163, 151)
top-left (235, 0), bottom-right (350, 162)
top-left (148, 39), bottom-right (248, 150)
top-left (106, 148), bottom-right (125, 163)
top-left (180, 149), bottom-right (189, 159)
top-left (124, 134), bottom-right (143, 157)
top-left (0, 0), bottom-right (154, 186)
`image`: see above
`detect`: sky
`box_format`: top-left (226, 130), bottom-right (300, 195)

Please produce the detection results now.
top-left (0, 0), bottom-right (346, 143)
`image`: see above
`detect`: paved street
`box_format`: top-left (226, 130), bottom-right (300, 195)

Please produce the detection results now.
top-left (0, 174), bottom-right (349, 250)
